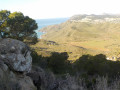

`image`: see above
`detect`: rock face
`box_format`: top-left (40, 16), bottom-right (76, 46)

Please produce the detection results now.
top-left (0, 38), bottom-right (32, 72)
top-left (0, 38), bottom-right (36, 90)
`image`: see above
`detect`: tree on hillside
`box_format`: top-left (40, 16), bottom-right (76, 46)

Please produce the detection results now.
top-left (0, 10), bottom-right (38, 44)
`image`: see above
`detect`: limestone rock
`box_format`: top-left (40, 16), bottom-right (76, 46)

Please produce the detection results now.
top-left (0, 38), bottom-right (32, 72)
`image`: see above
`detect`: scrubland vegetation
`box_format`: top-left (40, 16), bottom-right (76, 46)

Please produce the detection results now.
top-left (31, 51), bottom-right (120, 90)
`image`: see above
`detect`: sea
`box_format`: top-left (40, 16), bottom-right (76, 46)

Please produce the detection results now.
top-left (35, 18), bottom-right (69, 38)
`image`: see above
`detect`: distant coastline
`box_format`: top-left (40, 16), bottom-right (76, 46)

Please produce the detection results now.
top-left (35, 18), bottom-right (69, 38)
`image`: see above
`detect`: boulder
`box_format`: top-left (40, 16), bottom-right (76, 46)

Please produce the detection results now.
top-left (0, 38), bottom-right (32, 72)
top-left (0, 38), bottom-right (37, 90)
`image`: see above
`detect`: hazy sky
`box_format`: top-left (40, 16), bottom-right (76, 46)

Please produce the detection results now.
top-left (1, 0), bottom-right (120, 19)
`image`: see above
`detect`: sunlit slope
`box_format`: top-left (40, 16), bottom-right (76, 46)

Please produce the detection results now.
top-left (41, 22), bottom-right (120, 41)
top-left (41, 21), bottom-right (120, 53)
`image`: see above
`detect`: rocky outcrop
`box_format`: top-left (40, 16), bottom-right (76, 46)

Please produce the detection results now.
top-left (0, 38), bottom-right (61, 90)
top-left (0, 38), bottom-right (36, 90)
top-left (0, 38), bottom-right (32, 72)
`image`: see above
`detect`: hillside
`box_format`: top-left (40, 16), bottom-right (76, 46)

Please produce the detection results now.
top-left (37, 15), bottom-right (120, 60)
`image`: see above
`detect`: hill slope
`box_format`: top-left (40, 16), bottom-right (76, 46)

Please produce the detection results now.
top-left (37, 15), bottom-right (120, 60)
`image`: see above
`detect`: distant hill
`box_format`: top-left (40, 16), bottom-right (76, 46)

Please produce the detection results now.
top-left (41, 17), bottom-right (120, 42)
top-left (37, 14), bottom-right (120, 60)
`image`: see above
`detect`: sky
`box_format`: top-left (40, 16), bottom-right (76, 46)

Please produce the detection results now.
top-left (1, 0), bottom-right (120, 19)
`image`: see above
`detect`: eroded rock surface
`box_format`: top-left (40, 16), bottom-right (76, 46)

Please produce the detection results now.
top-left (0, 38), bottom-right (32, 72)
